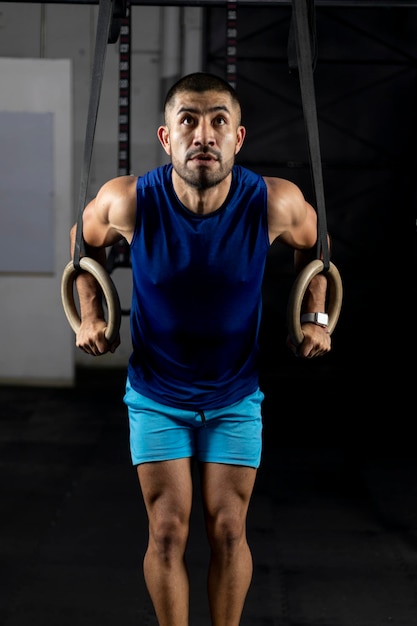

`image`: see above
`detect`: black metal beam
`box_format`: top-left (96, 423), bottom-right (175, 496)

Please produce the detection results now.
top-left (3, 0), bottom-right (417, 6)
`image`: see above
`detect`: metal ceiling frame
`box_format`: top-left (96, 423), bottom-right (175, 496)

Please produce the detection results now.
top-left (3, 0), bottom-right (417, 6)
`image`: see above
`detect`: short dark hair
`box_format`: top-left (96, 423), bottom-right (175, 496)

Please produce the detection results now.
top-left (164, 72), bottom-right (241, 122)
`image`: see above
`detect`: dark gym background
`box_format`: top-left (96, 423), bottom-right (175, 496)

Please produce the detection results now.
top-left (206, 3), bottom-right (414, 443)
top-left (1, 2), bottom-right (416, 625)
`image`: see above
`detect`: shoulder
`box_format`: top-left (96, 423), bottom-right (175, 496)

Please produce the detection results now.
top-left (263, 176), bottom-right (307, 225)
top-left (262, 175), bottom-right (316, 246)
top-left (100, 165), bottom-right (170, 199)
top-left (98, 174), bottom-right (138, 199)
top-left (263, 175), bottom-right (305, 202)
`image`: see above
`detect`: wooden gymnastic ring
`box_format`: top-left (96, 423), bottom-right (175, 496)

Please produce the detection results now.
top-left (287, 259), bottom-right (343, 347)
top-left (61, 257), bottom-right (121, 345)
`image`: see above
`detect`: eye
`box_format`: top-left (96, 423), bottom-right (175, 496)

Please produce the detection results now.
top-left (213, 115), bottom-right (227, 126)
top-left (181, 114), bottom-right (195, 126)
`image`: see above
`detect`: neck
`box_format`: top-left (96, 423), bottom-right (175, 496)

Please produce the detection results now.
top-left (172, 169), bottom-right (232, 215)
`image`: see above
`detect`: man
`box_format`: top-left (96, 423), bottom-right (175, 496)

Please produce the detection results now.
top-left (70, 72), bottom-right (331, 626)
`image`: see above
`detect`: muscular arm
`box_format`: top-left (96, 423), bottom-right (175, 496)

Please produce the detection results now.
top-left (69, 175), bottom-right (137, 355)
top-left (264, 176), bottom-right (331, 358)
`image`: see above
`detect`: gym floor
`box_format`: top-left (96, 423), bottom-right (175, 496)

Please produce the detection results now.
top-left (1, 366), bottom-right (415, 626)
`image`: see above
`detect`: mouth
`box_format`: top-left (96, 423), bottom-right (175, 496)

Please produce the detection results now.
top-left (189, 155), bottom-right (218, 169)
top-left (188, 150), bottom-right (219, 164)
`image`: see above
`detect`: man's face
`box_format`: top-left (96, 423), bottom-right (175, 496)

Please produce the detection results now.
top-left (158, 90), bottom-right (246, 190)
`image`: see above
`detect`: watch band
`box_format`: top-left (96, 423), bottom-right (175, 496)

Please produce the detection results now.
top-left (300, 312), bottom-right (329, 327)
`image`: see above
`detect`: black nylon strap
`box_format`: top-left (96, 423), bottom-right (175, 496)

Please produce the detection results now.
top-left (291, 0), bottom-right (330, 270)
top-left (73, 0), bottom-right (114, 269)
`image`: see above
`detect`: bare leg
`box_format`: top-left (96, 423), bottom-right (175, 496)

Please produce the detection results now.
top-left (200, 462), bottom-right (257, 626)
top-left (137, 458), bottom-right (193, 626)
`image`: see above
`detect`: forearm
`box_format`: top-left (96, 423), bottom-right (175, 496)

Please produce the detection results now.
top-left (294, 242), bottom-right (328, 314)
top-left (70, 224), bottom-right (107, 322)
top-left (288, 245), bottom-right (331, 358)
top-left (301, 273), bottom-right (327, 314)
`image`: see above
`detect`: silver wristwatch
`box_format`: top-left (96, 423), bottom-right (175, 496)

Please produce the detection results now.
top-left (300, 312), bottom-right (329, 327)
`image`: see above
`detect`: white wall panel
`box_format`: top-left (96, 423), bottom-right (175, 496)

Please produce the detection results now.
top-left (0, 58), bottom-right (74, 385)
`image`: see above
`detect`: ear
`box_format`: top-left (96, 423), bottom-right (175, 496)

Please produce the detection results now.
top-left (234, 125), bottom-right (246, 156)
top-left (157, 125), bottom-right (171, 155)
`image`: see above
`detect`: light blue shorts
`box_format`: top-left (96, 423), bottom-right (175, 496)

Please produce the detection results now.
top-left (123, 380), bottom-right (264, 468)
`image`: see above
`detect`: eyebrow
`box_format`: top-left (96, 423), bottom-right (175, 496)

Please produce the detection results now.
top-left (176, 104), bottom-right (231, 117)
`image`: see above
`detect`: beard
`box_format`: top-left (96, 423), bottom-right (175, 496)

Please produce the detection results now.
top-left (171, 150), bottom-right (235, 191)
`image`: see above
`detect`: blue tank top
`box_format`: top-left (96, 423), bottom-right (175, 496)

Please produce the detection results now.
top-left (127, 163), bottom-right (270, 410)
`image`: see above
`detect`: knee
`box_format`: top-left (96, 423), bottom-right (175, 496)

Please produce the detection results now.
top-left (207, 511), bottom-right (245, 553)
top-left (149, 515), bottom-right (189, 560)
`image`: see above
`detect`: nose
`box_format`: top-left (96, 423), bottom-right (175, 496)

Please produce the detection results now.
top-left (193, 119), bottom-right (215, 146)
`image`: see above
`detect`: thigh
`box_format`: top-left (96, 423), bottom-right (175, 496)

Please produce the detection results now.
top-left (199, 462), bottom-right (257, 523)
top-left (138, 458), bottom-right (193, 523)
